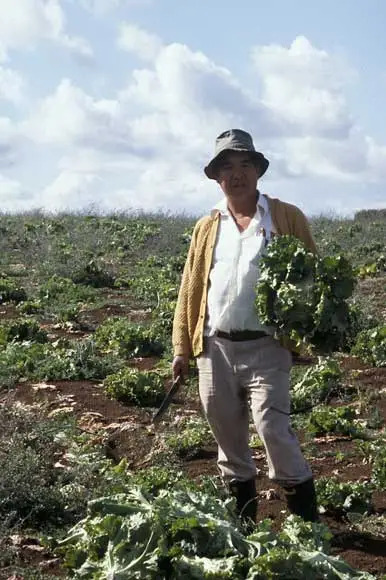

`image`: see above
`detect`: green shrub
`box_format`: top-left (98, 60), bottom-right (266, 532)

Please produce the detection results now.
top-left (371, 447), bottom-right (386, 491)
top-left (315, 477), bottom-right (373, 515)
top-left (104, 368), bottom-right (166, 406)
top-left (0, 319), bottom-right (48, 347)
top-left (71, 259), bottom-right (115, 288)
top-left (351, 325), bottom-right (386, 367)
top-left (53, 304), bottom-right (82, 323)
top-left (56, 491), bottom-right (371, 579)
top-left (94, 317), bottom-right (164, 358)
top-left (0, 339), bottom-right (124, 386)
top-left (0, 278), bottom-right (27, 304)
top-left (38, 275), bottom-right (95, 305)
top-left (37, 339), bottom-right (124, 382)
top-left (0, 403), bottom-right (71, 526)
top-left (0, 402), bottom-right (123, 530)
top-left (16, 299), bottom-right (43, 315)
top-left (306, 405), bottom-right (365, 438)
top-left (0, 342), bottom-right (47, 387)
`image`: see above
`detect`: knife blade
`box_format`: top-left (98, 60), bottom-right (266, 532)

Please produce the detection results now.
top-left (152, 374), bottom-right (182, 424)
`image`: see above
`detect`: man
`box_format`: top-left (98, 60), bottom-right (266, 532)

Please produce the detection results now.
top-left (172, 129), bottom-right (318, 527)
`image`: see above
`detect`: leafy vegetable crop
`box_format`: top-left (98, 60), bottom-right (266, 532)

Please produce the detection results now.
top-left (306, 405), bottom-right (366, 439)
top-left (0, 338), bottom-right (123, 387)
top-left (351, 325), bottom-right (386, 367)
top-left (94, 317), bottom-right (164, 358)
top-left (103, 368), bottom-right (166, 406)
top-left (255, 236), bottom-right (356, 353)
top-left (372, 447), bottom-right (386, 491)
top-left (165, 416), bottom-right (214, 458)
top-left (359, 440), bottom-right (386, 491)
top-left (0, 318), bottom-right (48, 347)
top-left (290, 357), bottom-right (342, 414)
top-left (315, 477), bottom-right (373, 516)
top-left (56, 486), bottom-right (376, 578)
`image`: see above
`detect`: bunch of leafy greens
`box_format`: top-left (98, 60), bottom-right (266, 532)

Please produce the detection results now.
top-left (255, 235), bottom-right (356, 354)
top-left (56, 486), bottom-right (376, 578)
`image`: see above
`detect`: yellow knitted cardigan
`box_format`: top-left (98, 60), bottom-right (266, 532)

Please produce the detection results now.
top-left (172, 195), bottom-right (317, 358)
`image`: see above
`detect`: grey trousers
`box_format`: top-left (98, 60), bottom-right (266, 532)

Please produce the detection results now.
top-left (196, 335), bottom-right (312, 486)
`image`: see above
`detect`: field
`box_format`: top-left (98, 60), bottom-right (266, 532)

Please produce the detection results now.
top-left (0, 207), bottom-right (385, 579)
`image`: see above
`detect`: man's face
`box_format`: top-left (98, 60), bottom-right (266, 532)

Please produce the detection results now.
top-left (215, 151), bottom-right (259, 200)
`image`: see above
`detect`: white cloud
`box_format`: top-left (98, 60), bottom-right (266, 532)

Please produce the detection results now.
top-left (0, 47), bottom-right (7, 63)
top-left (276, 128), bottom-right (368, 181)
top-left (0, 174), bottom-right (24, 199)
top-left (24, 40), bottom-right (276, 159)
top-left (366, 137), bottom-right (386, 181)
top-left (0, 174), bottom-right (34, 214)
top-left (57, 34), bottom-right (93, 59)
top-left (252, 36), bottom-right (354, 139)
top-left (22, 79), bottom-right (129, 149)
top-left (0, 67), bottom-right (25, 103)
top-left (38, 169), bottom-right (100, 212)
top-left (8, 30), bottom-right (386, 216)
top-left (0, 0), bottom-right (93, 59)
top-left (117, 23), bottom-right (163, 61)
top-left (250, 35), bottom-right (386, 185)
top-left (0, 117), bottom-right (18, 168)
top-left (38, 155), bottom-right (212, 215)
top-left (121, 41), bottom-right (283, 157)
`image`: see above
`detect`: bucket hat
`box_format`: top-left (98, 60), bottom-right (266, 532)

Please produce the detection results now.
top-left (204, 129), bottom-right (269, 179)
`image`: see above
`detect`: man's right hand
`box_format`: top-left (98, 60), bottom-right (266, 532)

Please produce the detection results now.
top-left (172, 355), bottom-right (189, 381)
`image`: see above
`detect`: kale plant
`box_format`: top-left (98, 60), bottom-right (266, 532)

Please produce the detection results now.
top-left (255, 235), bottom-right (356, 354)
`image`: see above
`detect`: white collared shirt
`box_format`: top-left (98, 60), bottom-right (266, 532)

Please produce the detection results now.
top-left (205, 193), bottom-right (276, 336)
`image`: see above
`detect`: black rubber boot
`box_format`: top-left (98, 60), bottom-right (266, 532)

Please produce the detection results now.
top-left (283, 478), bottom-right (319, 522)
top-left (229, 478), bottom-right (258, 530)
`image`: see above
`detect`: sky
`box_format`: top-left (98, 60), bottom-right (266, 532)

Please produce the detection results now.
top-left (1, 0), bottom-right (386, 217)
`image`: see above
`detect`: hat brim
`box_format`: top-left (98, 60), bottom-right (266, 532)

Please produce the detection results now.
top-left (204, 149), bottom-right (269, 180)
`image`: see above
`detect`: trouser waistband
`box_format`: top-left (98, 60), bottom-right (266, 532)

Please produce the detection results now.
top-left (215, 330), bottom-right (268, 342)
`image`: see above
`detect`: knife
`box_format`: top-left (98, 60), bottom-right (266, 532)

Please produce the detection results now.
top-left (152, 374), bottom-right (182, 423)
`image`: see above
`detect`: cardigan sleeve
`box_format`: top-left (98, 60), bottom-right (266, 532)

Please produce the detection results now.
top-left (172, 222), bottom-right (199, 357)
top-left (292, 206), bottom-right (318, 254)
top-left (268, 195), bottom-right (317, 254)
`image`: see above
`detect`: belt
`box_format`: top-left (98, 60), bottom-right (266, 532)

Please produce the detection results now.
top-left (215, 330), bottom-right (268, 342)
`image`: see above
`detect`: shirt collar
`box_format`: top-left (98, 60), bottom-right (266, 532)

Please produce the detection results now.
top-left (210, 191), bottom-right (266, 218)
